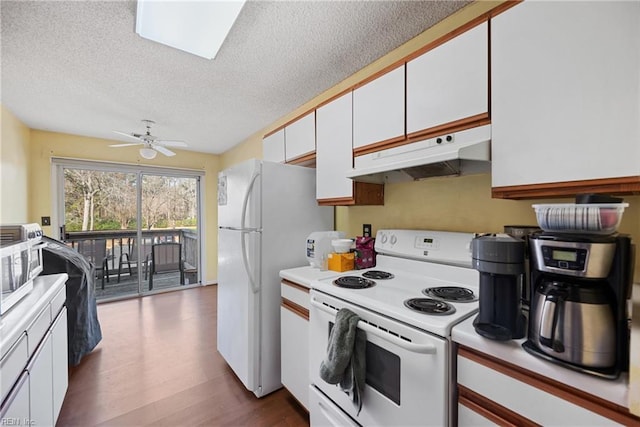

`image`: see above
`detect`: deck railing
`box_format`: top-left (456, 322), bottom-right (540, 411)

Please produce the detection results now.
top-left (64, 228), bottom-right (199, 285)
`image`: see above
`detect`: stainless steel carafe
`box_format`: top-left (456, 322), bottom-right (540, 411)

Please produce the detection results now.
top-left (528, 280), bottom-right (616, 368)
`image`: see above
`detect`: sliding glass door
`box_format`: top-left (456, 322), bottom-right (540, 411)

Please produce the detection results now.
top-left (54, 159), bottom-right (202, 301)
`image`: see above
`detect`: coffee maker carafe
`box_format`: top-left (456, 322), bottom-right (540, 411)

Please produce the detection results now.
top-left (524, 232), bottom-right (634, 379)
top-left (472, 235), bottom-right (526, 340)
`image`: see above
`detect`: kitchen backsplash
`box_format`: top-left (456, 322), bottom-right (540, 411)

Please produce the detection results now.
top-left (335, 173), bottom-right (640, 282)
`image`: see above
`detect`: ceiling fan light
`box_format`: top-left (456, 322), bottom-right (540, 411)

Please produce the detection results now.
top-left (139, 147), bottom-right (157, 160)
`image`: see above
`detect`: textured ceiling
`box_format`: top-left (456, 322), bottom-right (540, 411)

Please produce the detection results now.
top-left (1, 0), bottom-right (470, 155)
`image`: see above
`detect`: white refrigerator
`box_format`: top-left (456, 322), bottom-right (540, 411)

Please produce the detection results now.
top-left (217, 158), bottom-right (334, 397)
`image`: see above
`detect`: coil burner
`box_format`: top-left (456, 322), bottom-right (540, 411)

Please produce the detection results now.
top-left (333, 276), bottom-right (376, 289)
top-left (361, 270), bottom-right (394, 280)
top-left (404, 298), bottom-right (456, 315)
top-left (422, 286), bottom-right (477, 303)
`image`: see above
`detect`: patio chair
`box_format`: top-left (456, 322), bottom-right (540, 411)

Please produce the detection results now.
top-left (149, 242), bottom-right (184, 290)
top-left (117, 237), bottom-right (152, 283)
top-left (75, 239), bottom-right (110, 289)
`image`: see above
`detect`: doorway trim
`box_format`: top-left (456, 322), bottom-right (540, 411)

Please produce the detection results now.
top-left (51, 157), bottom-right (206, 292)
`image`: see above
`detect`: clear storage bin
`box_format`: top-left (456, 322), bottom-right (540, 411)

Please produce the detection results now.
top-left (532, 203), bottom-right (628, 235)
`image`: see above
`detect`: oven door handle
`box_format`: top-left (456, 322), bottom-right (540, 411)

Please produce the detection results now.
top-left (310, 297), bottom-right (437, 354)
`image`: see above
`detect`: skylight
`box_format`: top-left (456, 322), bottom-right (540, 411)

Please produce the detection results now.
top-left (135, 0), bottom-right (246, 60)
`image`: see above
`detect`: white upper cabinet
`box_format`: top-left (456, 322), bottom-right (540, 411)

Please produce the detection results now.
top-left (285, 112), bottom-right (315, 162)
top-left (353, 66), bottom-right (405, 150)
top-left (406, 22), bottom-right (488, 136)
top-left (491, 1), bottom-right (640, 190)
top-left (262, 128), bottom-right (285, 163)
top-left (316, 92), bottom-right (354, 201)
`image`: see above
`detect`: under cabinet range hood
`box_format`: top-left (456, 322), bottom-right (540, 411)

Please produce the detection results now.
top-left (347, 125), bottom-right (491, 184)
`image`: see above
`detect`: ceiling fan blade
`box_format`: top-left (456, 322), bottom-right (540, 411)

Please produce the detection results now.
top-left (156, 139), bottom-right (187, 147)
top-left (109, 143), bottom-right (143, 148)
top-left (112, 130), bottom-right (142, 141)
top-left (154, 145), bottom-right (176, 157)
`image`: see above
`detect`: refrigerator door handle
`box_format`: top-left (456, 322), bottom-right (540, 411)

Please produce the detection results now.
top-left (241, 171), bottom-right (261, 230)
top-left (241, 230), bottom-right (259, 294)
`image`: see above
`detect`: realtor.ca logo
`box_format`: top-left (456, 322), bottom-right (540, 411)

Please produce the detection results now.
top-left (1, 418), bottom-right (35, 426)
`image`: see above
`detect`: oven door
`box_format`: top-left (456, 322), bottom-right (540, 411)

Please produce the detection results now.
top-left (309, 290), bottom-right (449, 427)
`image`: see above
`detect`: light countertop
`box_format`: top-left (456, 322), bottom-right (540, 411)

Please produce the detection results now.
top-left (452, 314), bottom-right (629, 408)
top-left (279, 265), bottom-right (346, 288)
top-left (0, 273), bottom-right (68, 357)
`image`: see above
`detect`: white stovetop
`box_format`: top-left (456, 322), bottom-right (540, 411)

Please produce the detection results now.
top-left (311, 255), bottom-right (480, 337)
top-left (452, 314), bottom-right (629, 408)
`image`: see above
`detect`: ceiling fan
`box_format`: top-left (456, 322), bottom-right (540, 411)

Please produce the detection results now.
top-left (110, 119), bottom-right (187, 159)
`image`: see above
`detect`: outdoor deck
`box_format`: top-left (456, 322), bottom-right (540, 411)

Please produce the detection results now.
top-left (63, 228), bottom-right (199, 300)
top-left (95, 270), bottom-right (187, 299)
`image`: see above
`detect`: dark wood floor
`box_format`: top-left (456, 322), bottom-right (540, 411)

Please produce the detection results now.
top-left (57, 285), bottom-right (309, 426)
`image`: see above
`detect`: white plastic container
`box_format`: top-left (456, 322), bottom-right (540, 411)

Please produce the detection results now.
top-left (306, 231), bottom-right (345, 268)
top-left (331, 239), bottom-right (354, 254)
top-left (532, 203), bottom-right (628, 235)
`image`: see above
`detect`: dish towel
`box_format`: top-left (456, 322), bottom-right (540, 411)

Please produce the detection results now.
top-left (319, 308), bottom-right (366, 415)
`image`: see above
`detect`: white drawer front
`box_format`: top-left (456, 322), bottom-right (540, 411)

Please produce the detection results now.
top-left (281, 281), bottom-right (309, 310)
top-left (458, 356), bottom-right (621, 426)
top-left (27, 304), bottom-right (52, 357)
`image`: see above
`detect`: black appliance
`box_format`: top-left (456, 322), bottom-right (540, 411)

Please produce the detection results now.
top-left (472, 235), bottom-right (526, 340)
top-left (523, 232), bottom-right (634, 379)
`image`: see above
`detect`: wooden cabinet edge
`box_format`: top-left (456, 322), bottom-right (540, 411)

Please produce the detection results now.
top-left (492, 176), bottom-right (640, 199)
top-left (406, 114), bottom-right (490, 143)
top-left (317, 182), bottom-right (384, 206)
top-left (281, 279), bottom-right (310, 294)
top-left (458, 346), bottom-right (640, 425)
top-left (286, 152), bottom-right (316, 167)
top-left (281, 298), bottom-right (309, 321)
top-left (354, 115), bottom-right (490, 157)
top-left (458, 386), bottom-right (538, 427)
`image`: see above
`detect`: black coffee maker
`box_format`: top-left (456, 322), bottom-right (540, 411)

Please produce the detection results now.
top-left (524, 232), bottom-right (634, 378)
top-left (472, 235), bottom-right (527, 340)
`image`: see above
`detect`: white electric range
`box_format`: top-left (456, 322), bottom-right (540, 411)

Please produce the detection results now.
top-left (309, 229), bottom-right (481, 427)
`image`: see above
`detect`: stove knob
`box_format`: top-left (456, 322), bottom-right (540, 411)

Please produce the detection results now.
top-left (28, 231), bottom-right (35, 239)
top-left (380, 233), bottom-right (388, 244)
top-left (390, 235), bottom-right (397, 245)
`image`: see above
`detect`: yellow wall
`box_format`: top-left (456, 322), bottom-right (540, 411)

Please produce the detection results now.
top-left (0, 106), bottom-right (31, 223)
top-left (29, 129), bottom-right (221, 283)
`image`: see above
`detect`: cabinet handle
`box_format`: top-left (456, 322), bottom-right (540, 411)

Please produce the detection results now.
top-left (310, 297), bottom-right (436, 354)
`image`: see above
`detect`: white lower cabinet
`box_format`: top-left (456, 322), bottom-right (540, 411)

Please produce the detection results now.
top-left (0, 278), bottom-right (68, 427)
top-left (51, 308), bottom-right (69, 420)
top-left (457, 347), bottom-right (636, 426)
top-left (0, 372), bottom-right (30, 425)
top-left (29, 333), bottom-right (54, 427)
top-left (280, 279), bottom-right (310, 409)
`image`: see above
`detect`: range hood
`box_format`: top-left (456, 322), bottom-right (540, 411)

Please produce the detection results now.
top-left (346, 125), bottom-right (491, 184)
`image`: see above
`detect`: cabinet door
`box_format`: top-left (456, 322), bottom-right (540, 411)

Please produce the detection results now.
top-left (407, 22), bottom-right (488, 136)
top-left (285, 112), bottom-right (315, 162)
top-left (263, 129), bottom-right (285, 163)
top-left (0, 371), bottom-right (30, 425)
top-left (281, 305), bottom-right (309, 410)
top-left (51, 308), bottom-right (68, 422)
top-left (28, 333), bottom-right (54, 427)
top-left (353, 66), bottom-right (405, 150)
top-left (316, 92), bottom-right (354, 201)
top-left (491, 1), bottom-right (640, 189)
